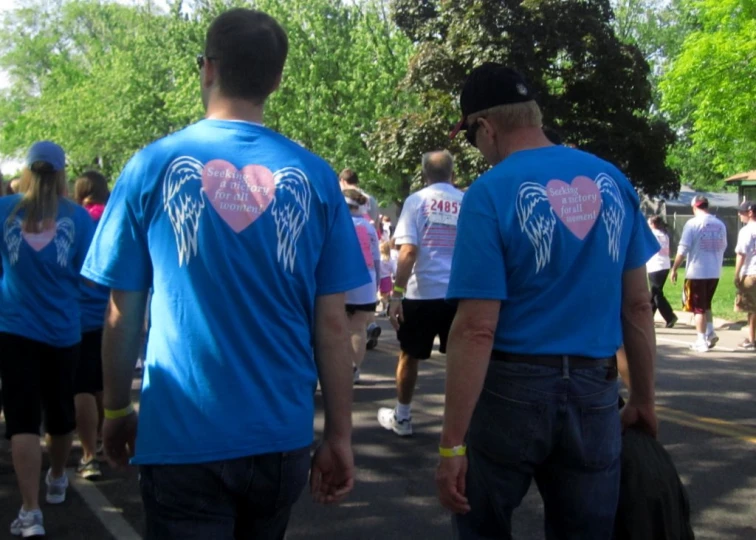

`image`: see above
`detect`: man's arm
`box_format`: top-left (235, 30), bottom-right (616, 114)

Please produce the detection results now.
top-left (735, 253), bottom-right (745, 286)
top-left (393, 244), bottom-right (417, 290)
top-left (314, 292), bottom-right (353, 441)
top-left (440, 299), bottom-right (500, 447)
top-left (102, 289), bottom-right (149, 410)
top-left (620, 266), bottom-right (657, 437)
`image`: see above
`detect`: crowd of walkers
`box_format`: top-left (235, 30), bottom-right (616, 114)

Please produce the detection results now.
top-left (1, 6), bottom-right (738, 540)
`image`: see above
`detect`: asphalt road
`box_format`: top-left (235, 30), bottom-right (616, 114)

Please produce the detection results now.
top-left (1, 313), bottom-right (756, 539)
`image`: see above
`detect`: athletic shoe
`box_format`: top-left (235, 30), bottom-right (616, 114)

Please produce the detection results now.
top-left (377, 407), bottom-right (413, 437)
top-left (45, 469), bottom-right (68, 504)
top-left (353, 366), bottom-right (361, 384)
top-left (77, 458), bottom-right (102, 481)
top-left (10, 508), bottom-right (44, 537)
top-left (366, 323), bottom-right (382, 350)
top-left (665, 316), bottom-right (678, 328)
top-left (689, 341), bottom-right (710, 353)
top-left (738, 339), bottom-right (756, 351)
top-left (706, 333), bottom-right (719, 349)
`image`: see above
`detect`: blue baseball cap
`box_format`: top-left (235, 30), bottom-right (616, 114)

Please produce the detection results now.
top-left (27, 141), bottom-right (66, 171)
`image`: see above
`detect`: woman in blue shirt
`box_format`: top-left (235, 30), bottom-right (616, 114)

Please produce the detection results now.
top-left (0, 141), bottom-right (95, 538)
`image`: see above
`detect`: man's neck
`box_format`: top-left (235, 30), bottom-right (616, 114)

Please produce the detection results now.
top-left (495, 127), bottom-right (553, 163)
top-left (206, 97), bottom-right (265, 125)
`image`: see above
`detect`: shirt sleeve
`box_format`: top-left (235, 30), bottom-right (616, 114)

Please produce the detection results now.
top-left (446, 183), bottom-right (508, 301)
top-left (393, 196), bottom-right (418, 246)
top-left (315, 172), bottom-right (372, 296)
top-left (736, 228), bottom-right (749, 255)
top-left (677, 222), bottom-right (694, 257)
top-left (74, 209), bottom-right (96, 272)
top-left (622, 188), bottom-right (660, 271)
top-left (81, 155), bottom-right (153, 291)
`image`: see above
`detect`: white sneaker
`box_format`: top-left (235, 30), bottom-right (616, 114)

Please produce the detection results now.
top-left (690, 341), bottom-right (710, 353)
top-left (353, 367), bottom-right (361, 384)
top-left (706, 333), bottom-right (719, 348)
top-left (10, 508), bottom-right (44, 537)
top-left (45, 469), bottom-right (68, 504)
top-left (378, 407), bottom-right (413, 437)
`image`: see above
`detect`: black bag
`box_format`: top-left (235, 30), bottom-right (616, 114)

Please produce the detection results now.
top-left (615, 428), bottom-right (695, 540)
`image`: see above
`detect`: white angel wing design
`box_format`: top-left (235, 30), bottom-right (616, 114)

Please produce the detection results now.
top-left (3, 217), bottom-right (22, 265)
top-left (54, 218), bottom-right (75, 267)
top-left (162, 156), bottom-right (206, 267)
top-left (271, 167), bottom-right (312, 273)
top-left (516, 182), bottom-right (557, 273)
top-left (595, 173), bottom-right (626, 262)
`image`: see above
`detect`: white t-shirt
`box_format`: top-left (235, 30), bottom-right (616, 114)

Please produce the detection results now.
top-left (677, 213), bottom-right (727, 279)
top-left (345, 214), bottom-right (380, 305)
top-left (394, 182), bottom-right (464, 300)
top-left (646, 229), bottom-right (671, 273)
top-left (735, 221), bottom-right (756, 277)
top-left (379, 258), bottom-right (395, 279)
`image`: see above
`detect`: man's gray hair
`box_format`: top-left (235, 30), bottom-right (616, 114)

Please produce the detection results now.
top-left (421, 150), bottom-right (454, 184)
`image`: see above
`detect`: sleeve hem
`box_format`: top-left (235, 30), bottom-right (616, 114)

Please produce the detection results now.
top-left (81, 268), bottom-right (149, 292)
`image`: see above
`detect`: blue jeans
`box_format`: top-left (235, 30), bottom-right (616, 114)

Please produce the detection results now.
top-left (139, 447), bottom-right (311, 540)
top-left (453, 359), bottom-right (621, 540)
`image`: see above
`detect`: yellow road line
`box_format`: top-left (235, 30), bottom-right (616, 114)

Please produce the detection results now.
top-left (657, 406), bottom-right (756, 445)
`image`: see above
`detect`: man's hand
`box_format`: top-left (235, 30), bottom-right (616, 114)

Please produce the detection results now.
top-left (670, 268), bottom-right (678, 285)
top-left (103, 412), bottom-right (138, 468)
top-left (436, 456), bottom-right (471, 514)
top-left (388, 298), bottom-right (404, 331)
top-left (310, 438), bottom-right (354, 504)
top-left (735, 275), bottom-right (744, 289)
top-left (620, 400), bottom-right (658, 439)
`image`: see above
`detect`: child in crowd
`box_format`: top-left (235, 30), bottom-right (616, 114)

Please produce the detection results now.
top-left (378, 240), bottom-right (396, 315)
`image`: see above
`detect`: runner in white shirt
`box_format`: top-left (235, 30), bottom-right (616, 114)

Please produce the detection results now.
top-left (734, 201), bottom-right (756, 350)
top-left (379, 150), bottom-right (464, 436)
top-left (343, 189), bottom-right (381, 383)
top-left (671, 196), bottom-right (728, 352)
top-left (646, 216), bottom-right (677, 328)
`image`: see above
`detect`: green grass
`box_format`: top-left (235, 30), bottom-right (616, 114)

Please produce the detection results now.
top-left (662, 264), bottom-right (745, 323)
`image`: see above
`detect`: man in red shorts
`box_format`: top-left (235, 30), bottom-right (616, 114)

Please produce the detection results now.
top-left (671, 196), bottom-right (727, 352)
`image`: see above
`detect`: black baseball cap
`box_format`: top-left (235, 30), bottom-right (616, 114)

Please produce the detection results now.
top-left (739, 201), bottom-right (756, 213)
top-left (450, 62), bottom-right (535, 140)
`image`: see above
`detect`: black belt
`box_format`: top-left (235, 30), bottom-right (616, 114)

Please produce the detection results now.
top-left (491, 350), bottom-right (617, 369)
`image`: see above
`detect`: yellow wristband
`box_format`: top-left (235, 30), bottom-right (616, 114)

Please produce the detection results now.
top-left (104, 404), bottom-right (134, 420)
top-left (439, 444), bottom-right (467, 458)
top-left (393, 285), bottom-right (406, 293)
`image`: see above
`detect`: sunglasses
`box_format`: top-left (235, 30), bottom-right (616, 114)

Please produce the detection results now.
top-left (465, 119), bottom-right (482, 147)
top-left (195, 55), bottom-right (217, 70)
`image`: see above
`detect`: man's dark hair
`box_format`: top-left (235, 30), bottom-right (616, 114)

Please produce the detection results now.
top-left (339, 168), bottom-right (359, 185)
top-left (205, 9), bottom-right (288, 103)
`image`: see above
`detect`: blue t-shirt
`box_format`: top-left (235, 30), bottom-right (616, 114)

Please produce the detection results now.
top-left (82, 119), bottom-right (371, 465)
top-left (0, 195), bottom-right (95, 347)
top-left (80, 216), bottom-right (110, 333)
top-left (447, 146), bottom-right (659, 357)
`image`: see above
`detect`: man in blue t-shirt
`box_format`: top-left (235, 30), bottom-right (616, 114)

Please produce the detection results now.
top-left (82, 9), bottom-right (370, 539)
top-left (435, 63), bottom-right (660, 539)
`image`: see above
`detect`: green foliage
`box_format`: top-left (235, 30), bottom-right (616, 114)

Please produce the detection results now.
top-left (0, 0), bottom-right (413, 199)
top-left (370, 0), bottom-right (680, 201)
top-left (661, 0), bottom-right (756, 182)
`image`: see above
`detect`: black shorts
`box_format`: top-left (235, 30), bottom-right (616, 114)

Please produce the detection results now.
top-left (0, 333), bottom-right (78, 439)
top-left (683, 278), bottom-right (719, 314)
top-left (75, 329), bottom-right (104, 395)
top-left (346, 303), bottom-right (377, 314)
top-left (397, 299), bottom-right (457, 360)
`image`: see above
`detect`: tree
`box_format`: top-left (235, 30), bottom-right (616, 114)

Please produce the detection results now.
top-left (0, 0), bottom-right (414, 200)
top-left (660, 0), bottom-right (756, 183)
top-left (369, 0), bottom-right (680, 201)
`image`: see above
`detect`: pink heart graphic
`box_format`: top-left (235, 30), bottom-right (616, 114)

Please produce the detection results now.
top-left (22, 228), bottom-right (55, 251)
top-left (202, 160), bottom-right (276, 233)
top-left (546, 176), bottom-right (602, 240)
